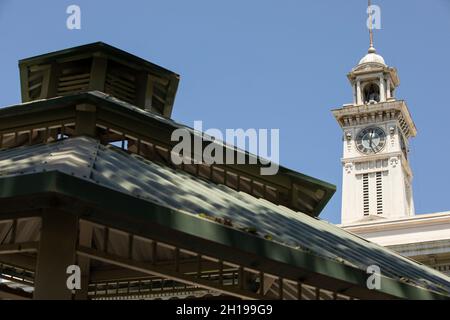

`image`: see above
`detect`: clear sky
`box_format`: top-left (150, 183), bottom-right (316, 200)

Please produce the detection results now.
top-left (0, 0), bottom-right (449, 223)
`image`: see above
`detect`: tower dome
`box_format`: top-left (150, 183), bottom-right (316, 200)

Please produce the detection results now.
top-left (358, 46), bottom-right (386, 66)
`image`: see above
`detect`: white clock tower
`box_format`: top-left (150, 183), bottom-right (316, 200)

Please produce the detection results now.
top-left (332, 41), bottom-right (417, 225)
top-left (335, 3), bottom-right (450, 278)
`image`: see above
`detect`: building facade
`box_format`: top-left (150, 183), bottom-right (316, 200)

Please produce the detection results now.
top-left (343, 211), bottom-right (450, 276)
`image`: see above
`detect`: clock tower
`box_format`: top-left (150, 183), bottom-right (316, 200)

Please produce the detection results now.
top-left (332, 43), bottom-right (417, 225)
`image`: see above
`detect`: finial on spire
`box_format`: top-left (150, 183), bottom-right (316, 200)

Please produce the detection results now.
top-left (368, 0), bottom-right (375, 53)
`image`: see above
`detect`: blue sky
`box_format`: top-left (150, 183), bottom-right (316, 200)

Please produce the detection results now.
top-left (0, 0), bottom-right (449, 223)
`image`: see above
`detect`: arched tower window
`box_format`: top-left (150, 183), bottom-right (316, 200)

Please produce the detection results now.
top-left (363, 83), bottom-right (380, 103)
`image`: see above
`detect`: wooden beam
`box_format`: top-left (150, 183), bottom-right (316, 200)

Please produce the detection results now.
top-left (78, 246), bottom-right (263, 300)
top-left (0, 254), bottom-right (36, 271)
top-left (0, 242), bottom-right (38, 255)
top-left (89, 259), bottom-right (225, 283)
top-left (90, 267), bottom-right (149, 283)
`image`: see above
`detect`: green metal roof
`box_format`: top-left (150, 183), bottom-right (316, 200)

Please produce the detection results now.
top-left (0, 136), bottom-right (449, 299)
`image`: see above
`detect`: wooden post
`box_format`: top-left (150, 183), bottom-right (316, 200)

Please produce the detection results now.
top-left (33, 210), bottom-right (78, 300)
top-left (89, 55), bottom-right (108, 91)
top-left (74, 222), bottom-right (93, 300)
top-left (47, 62), bottom-right (61, 98)
top-left (19, 65), bottom-right (30, 102)
top-left (75, 104), bottom-right (97, 137)
top-left (136, 72), bottom-right (154, 110)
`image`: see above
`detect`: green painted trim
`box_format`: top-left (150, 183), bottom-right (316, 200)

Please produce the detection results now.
top-left (0, 171), bottom-right (447, 300)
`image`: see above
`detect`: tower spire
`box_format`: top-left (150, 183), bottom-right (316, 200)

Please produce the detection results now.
top-left (368, 0), bottom-right (376, 53)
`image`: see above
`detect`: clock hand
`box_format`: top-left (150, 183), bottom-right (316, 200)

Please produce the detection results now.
top-left (368, 130), bottom-right (374, 147)
top-left (369, 130), bottom-right (376, 153)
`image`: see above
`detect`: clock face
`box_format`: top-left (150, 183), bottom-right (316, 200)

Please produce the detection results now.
top-left (356, 127), bottom-right (386, 155)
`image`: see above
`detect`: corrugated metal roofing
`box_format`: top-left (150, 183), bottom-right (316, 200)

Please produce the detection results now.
top-left (1, 136), bottom-right (449, 295)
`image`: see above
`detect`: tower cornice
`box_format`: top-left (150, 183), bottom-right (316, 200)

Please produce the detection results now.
top-left (332, 100), bottom-right (417, 138)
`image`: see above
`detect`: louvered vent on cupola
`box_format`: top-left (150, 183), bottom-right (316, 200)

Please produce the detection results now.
top-left (57, 59), bottom-right (91, 96)
top-left (26, 64), bottom-right (47, 100)
top-left (104, 61), bottom-right (137, 105)
top-left (19, 42), bottom-right (180, 118)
